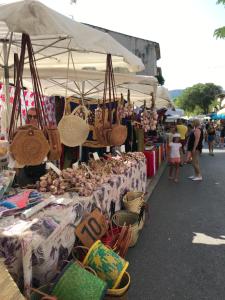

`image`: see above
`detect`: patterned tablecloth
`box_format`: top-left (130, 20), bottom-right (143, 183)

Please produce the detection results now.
top-left (0, 158), bottom-right (146, 296)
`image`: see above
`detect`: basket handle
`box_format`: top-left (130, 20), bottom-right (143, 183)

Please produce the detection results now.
top-left (30, 287), bottom-right (56, 300)
top-left (71, 105), bottom-right (89, 121)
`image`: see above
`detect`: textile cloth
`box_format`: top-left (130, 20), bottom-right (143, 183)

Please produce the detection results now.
top-left (0, 158), bottom-right (146, 296)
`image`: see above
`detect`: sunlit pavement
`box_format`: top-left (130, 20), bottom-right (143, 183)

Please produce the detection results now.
top-left (127, 149), bottom-right (225, 300)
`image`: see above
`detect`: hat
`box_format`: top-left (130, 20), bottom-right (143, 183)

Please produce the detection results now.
top-left (173, 133), bottom-right (181, 138)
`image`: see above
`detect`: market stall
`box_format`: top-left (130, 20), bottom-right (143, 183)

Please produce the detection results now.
top-left (0, 2), bottom-right (169, 299)
top-left (0, 153), bottom-right (146, 295)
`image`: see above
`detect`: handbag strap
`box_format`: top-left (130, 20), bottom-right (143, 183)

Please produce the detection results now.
top-left (70, 104), bottom-right (89, 121)
top-left (9, 34), bottom-right (49, 141)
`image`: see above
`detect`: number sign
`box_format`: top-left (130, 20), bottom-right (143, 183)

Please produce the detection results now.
top-left (75, 208), bottom-right (107, 248)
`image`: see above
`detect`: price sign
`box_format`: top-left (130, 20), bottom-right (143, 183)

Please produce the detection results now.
top-left (120, 145), bottom-right (126, 153)
top-left (75, 208), bottom-right (107, 248)
top-left (93, 152), bottom-right (100, 160)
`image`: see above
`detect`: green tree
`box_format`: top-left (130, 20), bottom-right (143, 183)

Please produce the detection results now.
top-left (214, 0), bottom-right (225, 38)
top-left (175, 83), bottom-right (222, 114)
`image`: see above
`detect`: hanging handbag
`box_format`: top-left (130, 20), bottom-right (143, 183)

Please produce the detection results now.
top-left (58, 105), bottom-right (90, 147)
top-left (45, 126), bottom-right (62, 160)
top-left (95, 54), bottom-right (127, 146)
top-left (9, 34), bottom-right (52, 165)
top-left (10, 125), bottom-right (50, 166)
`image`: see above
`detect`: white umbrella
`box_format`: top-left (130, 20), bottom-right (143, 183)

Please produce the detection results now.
top-left (0, 0), bottom-right (144, 73)
top-left (20, 68), bottom-right (158, 106)
top-left (156, 86), bottom-right (174, 109)
top-left (0, 0), bottom-right (144, 129)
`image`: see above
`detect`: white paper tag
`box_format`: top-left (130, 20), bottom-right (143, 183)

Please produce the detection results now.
top-left (120, 145), bottom-right (126, 153)
top-left (73, 162), bottom-right (79, 170)
top-left (106, 146), bottom-right (110, 153)
top-left (46, 162), bottom-right (62, 176)
top-left (116, 150), bottom-right (122, 156)
top-left (93, 152), bottom-right (100, 160)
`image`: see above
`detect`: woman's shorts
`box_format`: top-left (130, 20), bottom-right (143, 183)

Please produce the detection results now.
top-left (169, 157), bottom-right (181, 164)
top-left (208, 135), bottom-right (215, 143)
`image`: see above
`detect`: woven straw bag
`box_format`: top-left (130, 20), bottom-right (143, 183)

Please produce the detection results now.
top-left (58, 105), bottom-right (90, 147)
top-left (105, 272), bottom-right (130, 300)
top-left (10, 125), bottom-right (50, 166)
top-left (112, 211), bottom-right (142, 247)
top-left (123, 192), bottom-right (145, 214)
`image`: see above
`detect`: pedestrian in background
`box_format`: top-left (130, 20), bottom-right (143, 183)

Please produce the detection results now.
top-left (187, 119), bottom-right (203, 181)
top-left (176, 119), bottom-right (187, 164)
top-left (184, 123), bottom-right (193, 163)
top-left (220, 122), bottom-right (225, 148)
top-left (206, 122), bottom-right (216, 156)
top-left (168, 133), bottom-right (182, 183)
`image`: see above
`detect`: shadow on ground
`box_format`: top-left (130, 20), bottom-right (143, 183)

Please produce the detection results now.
top-left (127, 151), bottom-right (225, 300)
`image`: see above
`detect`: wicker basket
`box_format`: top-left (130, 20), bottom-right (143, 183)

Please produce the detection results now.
top-left (104, 272), bottom-right (130, 300)
top-left (123, 192), bottom-right (145, 214)
top-left (83, 240), bottom-right (129, 289)
top-left (112, 211), bottom-right (142, 247)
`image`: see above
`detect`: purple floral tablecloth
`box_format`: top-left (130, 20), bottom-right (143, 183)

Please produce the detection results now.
top-left (0, 158), bottom-right (146, 297)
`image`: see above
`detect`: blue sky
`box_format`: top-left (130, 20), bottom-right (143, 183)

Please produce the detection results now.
top-left (3, 0), bottom-right (225, 90)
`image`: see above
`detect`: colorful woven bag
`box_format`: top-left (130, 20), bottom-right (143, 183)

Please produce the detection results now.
top-left (83, 240), bottom-right (129, 289)
top-left (51, 262), bottom-right (107, 300)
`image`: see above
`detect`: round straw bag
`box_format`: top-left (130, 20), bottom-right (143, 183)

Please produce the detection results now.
top-left (112, 211), bottom-right (141, 247)
top-left (83, 240), bottom-right (129, 289)
top-left (58, 105), bottom-right (90, 147)
top-left (10, 125), bottom-right (50, 166)
top-left (123, 192), bottom-right (145, 214)
top-left (105, 272), bottom-right (130, 300)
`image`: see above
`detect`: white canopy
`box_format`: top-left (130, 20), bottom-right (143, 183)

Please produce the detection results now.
top-left (20, 69), bottom-right (158, 107)
top-left (0, 0), bottom-right (144, 76)
top-left (156, 86), bottom-right (173, 109)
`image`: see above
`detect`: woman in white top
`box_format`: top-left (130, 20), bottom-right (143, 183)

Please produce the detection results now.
top-left (168, 133), bottom-right (182, 183)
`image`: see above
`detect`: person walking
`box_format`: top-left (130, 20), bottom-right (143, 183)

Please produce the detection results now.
top-left (220, 123), bottom-right (225, 148)
top-left (184, 123), bottom-right (193, 163)
top-left (187, 119), bottom-right (203, 181)
top-left (176, 119), bottom-right (187, 164)
top-left (168, 133), bottom-right (182, 183)
top-left (206, 122), bottom-right (216, 156)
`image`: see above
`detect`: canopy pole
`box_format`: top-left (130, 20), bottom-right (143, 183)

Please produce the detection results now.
top-left (3, 41), bottom-right (10, 135)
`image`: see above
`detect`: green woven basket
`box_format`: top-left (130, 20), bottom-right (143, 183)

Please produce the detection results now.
top-left (51, 262), bottom-right (107, 300)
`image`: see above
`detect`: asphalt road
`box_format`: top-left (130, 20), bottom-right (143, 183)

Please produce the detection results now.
top-left (127, 149), bottom-right (225, 300)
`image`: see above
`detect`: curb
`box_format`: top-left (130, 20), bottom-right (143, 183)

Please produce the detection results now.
top-left (145, 161), bottom-right (167, 201)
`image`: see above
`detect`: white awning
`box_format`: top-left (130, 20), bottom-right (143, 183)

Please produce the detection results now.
top-left (0, 0), bottom-right (144, 75)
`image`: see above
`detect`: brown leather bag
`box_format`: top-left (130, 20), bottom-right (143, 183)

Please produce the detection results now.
top-left (95, 55), bottom-right (127, 146)
top-left (45, 126), bottom-right (62, 161)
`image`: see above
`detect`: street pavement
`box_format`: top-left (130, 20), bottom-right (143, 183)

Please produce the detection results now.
top-left (127, 148), bottom-right (225, 300)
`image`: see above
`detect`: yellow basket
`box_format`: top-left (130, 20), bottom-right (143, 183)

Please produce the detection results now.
top-left (106, 271), bottom-right (130, 297)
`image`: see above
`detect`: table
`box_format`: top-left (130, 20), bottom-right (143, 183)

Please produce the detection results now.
top-left (0, 158), bottom-right (146, 297)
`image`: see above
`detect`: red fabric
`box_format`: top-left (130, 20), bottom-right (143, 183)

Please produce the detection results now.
top-left (144, 150), bottom-right (155, 177)
top-left (155, 148), bottom-right (159, 171)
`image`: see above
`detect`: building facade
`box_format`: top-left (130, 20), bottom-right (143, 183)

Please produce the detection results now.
top-left (85, 24), bottom-right (161, 76)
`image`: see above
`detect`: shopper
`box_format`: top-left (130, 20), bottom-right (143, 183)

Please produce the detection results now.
top-left (168, 133), bottom-right (182, 183)
top-left (176, 119), bottom-right (187, 164)
top-left (187, 119), bottom-right (203, 181)
top-left (220, 123), bottom-right (225, 148)
top-left (184, 123), bottom-right (193, 163)
top-left (206, 122), bottom-right (216, 156)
